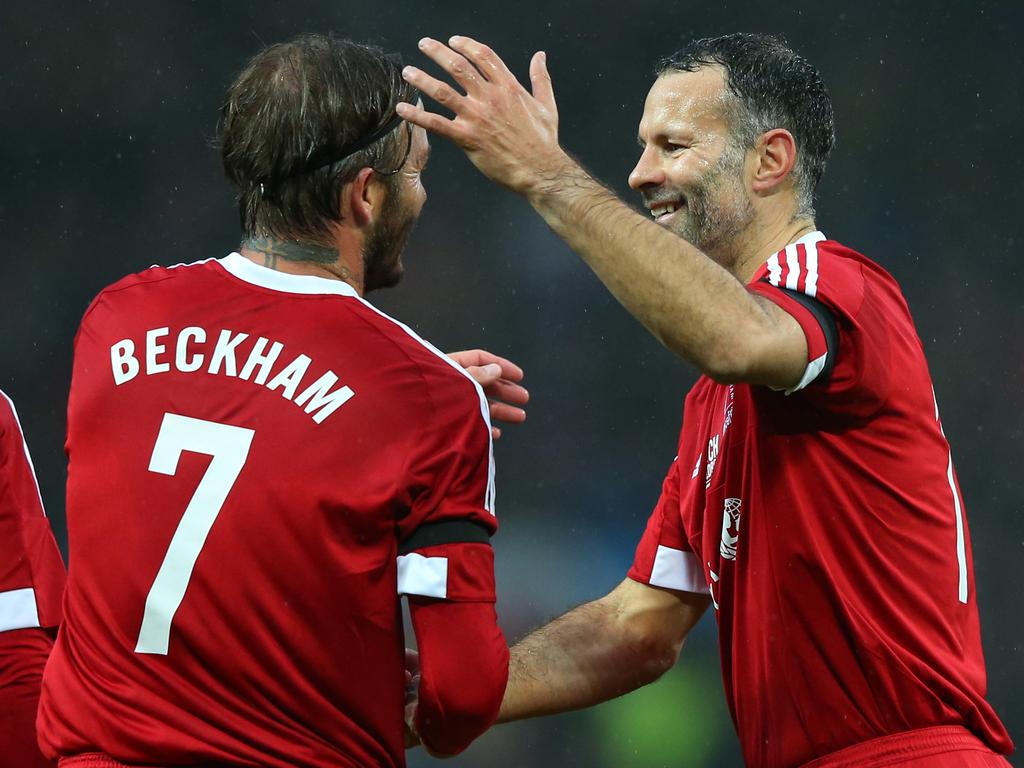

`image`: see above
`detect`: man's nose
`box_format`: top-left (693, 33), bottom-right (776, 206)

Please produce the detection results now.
top-left (628, 145), bottom-right (666, 191)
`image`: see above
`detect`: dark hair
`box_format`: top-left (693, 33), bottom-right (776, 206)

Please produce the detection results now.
top-left (658, 33), bottom-right (835, 218)
top-left (220, 34), bottom-right (418, 242)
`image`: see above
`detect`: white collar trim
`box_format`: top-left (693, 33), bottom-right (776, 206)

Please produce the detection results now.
top-left (795, 230), bottom-right (826, 248)
top-left (217, 252), bottom-right (360, 298)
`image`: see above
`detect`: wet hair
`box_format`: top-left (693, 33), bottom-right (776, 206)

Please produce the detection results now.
top-left (220, 34), bottom-right (418, 242)
top-left (658, 33), bottom-right (835, 218)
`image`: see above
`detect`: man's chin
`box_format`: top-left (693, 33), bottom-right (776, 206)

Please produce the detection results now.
top-left (658, 219), bottom-right (698, 245)
top-left (364, 263), bottom-right (404, 293)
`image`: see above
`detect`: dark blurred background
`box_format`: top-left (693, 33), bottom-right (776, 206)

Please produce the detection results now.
top-left (2, 1), bottom-right (1021, 765)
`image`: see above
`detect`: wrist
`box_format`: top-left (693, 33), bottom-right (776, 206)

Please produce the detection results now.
top-left (521, 148), bottom-right (585, 201)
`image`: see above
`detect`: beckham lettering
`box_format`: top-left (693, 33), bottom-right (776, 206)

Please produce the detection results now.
top-left (110, 326), bottom-right (354, 424)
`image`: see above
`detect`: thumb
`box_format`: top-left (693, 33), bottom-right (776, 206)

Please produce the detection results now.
top-left (530, 51), bottom-right (556, 114)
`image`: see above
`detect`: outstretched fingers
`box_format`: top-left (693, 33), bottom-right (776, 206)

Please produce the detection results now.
top-left (416, 37), bottom-right (485, 94)
top-left (395, 100), bottom-right (459, 142)
top-left (529, 51), bottom-right (557, 114)
top-left (448, 36), bottom-right (515, 85)
top-left (401, 65), bottom-right (467, 113)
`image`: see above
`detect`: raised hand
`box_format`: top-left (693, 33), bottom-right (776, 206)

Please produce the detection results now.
top-left (448, 348), bottom-right (528, 439)
top-left (397, 36), bottom-right (572, 195)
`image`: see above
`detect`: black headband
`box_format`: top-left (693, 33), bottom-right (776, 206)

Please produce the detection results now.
top-left (304, 113), bottom-right (405, 174)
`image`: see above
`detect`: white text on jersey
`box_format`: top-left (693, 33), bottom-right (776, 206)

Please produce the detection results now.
top-left (109, 327), bottom-right (355, 424)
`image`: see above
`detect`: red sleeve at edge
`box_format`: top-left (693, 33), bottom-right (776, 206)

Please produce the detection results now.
top-left (410, 598), bottom-right (509, 757)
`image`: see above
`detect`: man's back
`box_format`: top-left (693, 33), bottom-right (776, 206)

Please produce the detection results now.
top-left (39, 253), bottom-right (496, 767)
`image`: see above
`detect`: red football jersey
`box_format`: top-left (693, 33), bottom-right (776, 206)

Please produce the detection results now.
top-left (630, 232), bottom-right (1012, 767)
top-left (38, 254), bottom-right (499, 767)
top-left (1, 389), bottom-right (66, 768)
top-left (0, 389), bottom-right (65, 633)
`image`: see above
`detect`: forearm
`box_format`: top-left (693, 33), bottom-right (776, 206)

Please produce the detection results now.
top-left (497, 593), bottom-right (680, 723)
top-left (411, 598), bottom-right (509, 756)
top-left (525, 158), bottom-right (775, 379)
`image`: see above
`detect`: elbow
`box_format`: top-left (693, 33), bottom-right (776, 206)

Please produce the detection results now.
top-left (625, 627), bottom-right (685, 687)
top-left (698, 344), bottom-right (753, 385)
top-left (418, 647), bottom-right (510, 757)
top-left (659, 328), bottom-right (755, 384)
top-left (418, 694), bottom-right (498, 757)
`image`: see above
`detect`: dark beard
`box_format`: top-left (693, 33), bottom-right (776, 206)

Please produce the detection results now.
top-left (362, 183), bottom-right (419, 293)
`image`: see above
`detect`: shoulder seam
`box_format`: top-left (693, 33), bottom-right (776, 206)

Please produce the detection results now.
top-left (350, 299), bottom-right (495, 514)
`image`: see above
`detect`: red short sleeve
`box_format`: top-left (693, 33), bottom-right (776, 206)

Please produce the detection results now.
top-left (628, 457), bottom-right (708, 594)
top-left (0, 391), bottom-right (66, 632)
top-left (395, 364), bottom-right (496, 601)
top-left (749, 235), bottom-right (894, 420)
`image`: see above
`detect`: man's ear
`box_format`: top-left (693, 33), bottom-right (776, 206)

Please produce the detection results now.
top-left (751, 128), bottom-right (798, 195)
top-left (344, 167), bottom-right (382, 227)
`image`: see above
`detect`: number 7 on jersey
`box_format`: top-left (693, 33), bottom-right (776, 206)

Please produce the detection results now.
top-left (135, 413), bottom-right (255, 655)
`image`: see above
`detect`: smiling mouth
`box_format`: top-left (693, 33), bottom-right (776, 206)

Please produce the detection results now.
top-left (649, 200), bottom-right (685, 223)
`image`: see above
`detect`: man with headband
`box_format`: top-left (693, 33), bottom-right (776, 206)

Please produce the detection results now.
top-left (37, 34), bottom-right (523, 767)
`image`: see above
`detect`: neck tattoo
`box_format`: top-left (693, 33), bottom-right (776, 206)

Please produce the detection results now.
top-left (243, 237), bottom-right (340, 267)
top-left (242, 237), bottom-right (355, 283)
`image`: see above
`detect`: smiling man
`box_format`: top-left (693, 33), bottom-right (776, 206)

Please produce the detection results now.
top-left (399, 32), bottom-right (1014, 767)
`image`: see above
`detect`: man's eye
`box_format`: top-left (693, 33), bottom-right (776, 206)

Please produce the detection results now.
top-left (665, 143), bottom-right (688, 152)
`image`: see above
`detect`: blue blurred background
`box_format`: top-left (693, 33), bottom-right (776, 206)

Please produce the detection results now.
top-left (1, 1), bottom-right (1020, 765)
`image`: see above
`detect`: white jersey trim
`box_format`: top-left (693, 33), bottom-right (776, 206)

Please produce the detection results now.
top-left (156, 257), bottom-right (218, 271)
top-left (779, 352), bottom-right (828, 396)
top-left (764, 230), bottom-right (826, 298)
top-left (0, 587), bottom-right (40, 632)
top-left (763, 232), bottom-right (829, 392)
top-left (215, 253), bottom-right (496, 514)
top-left (217, 252), bottom-right (361, 297)
top-left (397, 553), bottom-right (448, 599)
top-left (932, 387), bottom-right (968, 604)
top-left (0, 389), bottom-right (48, 518)
top-left (650, 545), bottom-right (710, 594)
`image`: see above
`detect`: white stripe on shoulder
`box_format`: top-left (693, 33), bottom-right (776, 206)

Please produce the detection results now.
top-left (766, 253), bottom-right (783, 286)
top-left (784, 244), bottom-right (801, 290)
top-left (0, 389), bottom-right (48, 518)
top-left (762, 231), bottom-right (826, 292)
top-left (804, 239), bottom-right (820, 298)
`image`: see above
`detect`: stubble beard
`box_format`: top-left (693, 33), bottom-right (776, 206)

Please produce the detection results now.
top-left (362, 181), bottom-right (419, 293)
top-left (672, 145), bottom-right (755, 271)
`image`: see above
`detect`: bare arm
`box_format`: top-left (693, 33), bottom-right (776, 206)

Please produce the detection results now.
top-left (399, 38), bottom-right (808, 388)
top-left (521, 164), bottom-right (807, 386)
top-left (498, 578), bottom-right (710, 723)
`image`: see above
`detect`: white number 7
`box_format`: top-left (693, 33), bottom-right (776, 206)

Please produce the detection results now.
top-left (135, 413), bottom-right (254, 655)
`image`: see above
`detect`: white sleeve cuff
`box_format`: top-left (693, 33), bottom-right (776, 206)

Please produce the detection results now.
top-left (649, 546), bottom-right (709, 594)
top-left (397, 553), bottom-right (449, 598)
top-left (0, 588), bottom-right (40, 632)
